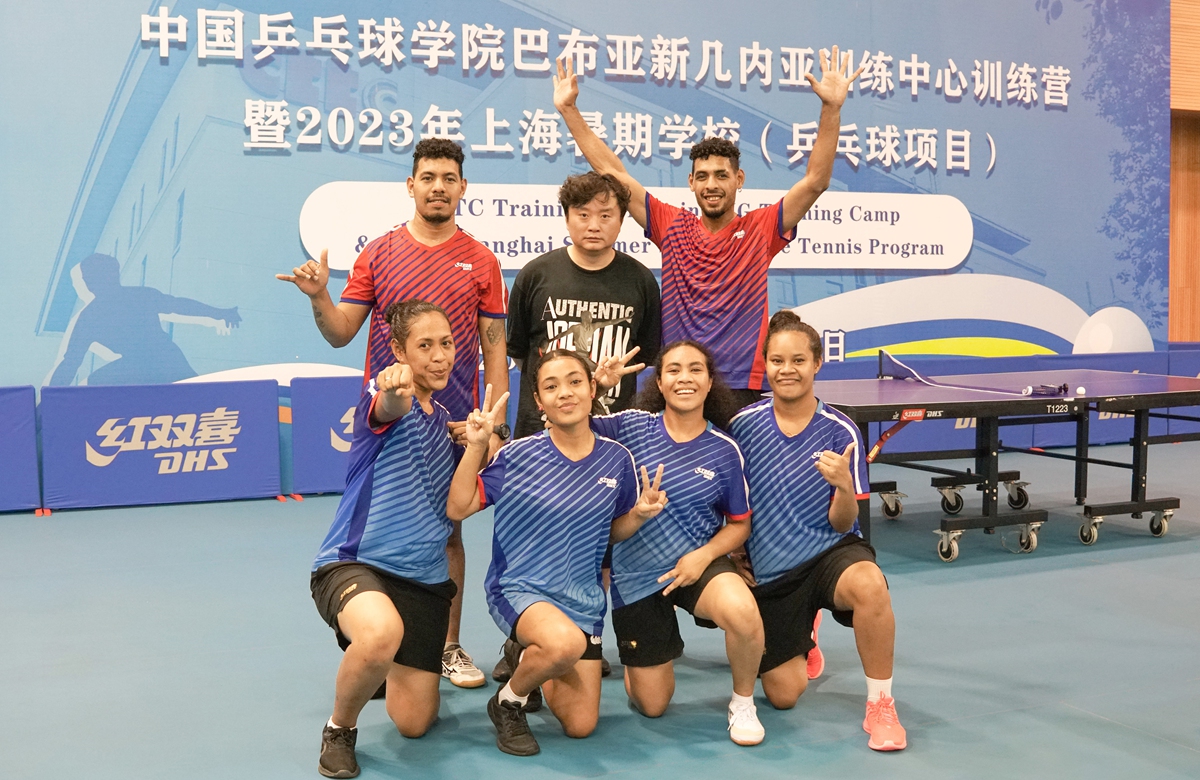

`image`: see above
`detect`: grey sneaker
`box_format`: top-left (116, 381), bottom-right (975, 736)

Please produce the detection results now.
top-left (487, 692), bottom-right (540, 756)
top-left (318, 725), bottom-right (360, 778)
top-left (442, 643), bottom-right (486, 688)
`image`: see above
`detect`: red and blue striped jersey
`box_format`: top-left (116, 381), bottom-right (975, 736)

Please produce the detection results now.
top-left (341, 225), bottom-right (507, 421)
top-left (644, 195), bottom-right (794, 391)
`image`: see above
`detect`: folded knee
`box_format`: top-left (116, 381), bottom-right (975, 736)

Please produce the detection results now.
top-left (631, 695), bottom-right (670, 718)
top-left (352, 628), bottom-right (402, 662)
top-left (562, 717), bottom-right (598, 739)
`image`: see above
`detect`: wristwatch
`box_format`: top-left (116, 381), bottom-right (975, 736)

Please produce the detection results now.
top-left (493, 423), bottom-right (511, 441)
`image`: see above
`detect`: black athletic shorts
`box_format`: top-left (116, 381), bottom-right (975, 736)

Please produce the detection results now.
top-left (511, 607), bottom-right (604, 661)
top-left (612, 556), bottom-right (739, 667)
top-left (311, 562), bottom-right (456, 675)
top-left (730, 388), bottom-right (768, 410)
top-left (752, 535), bottom-right (881, 674)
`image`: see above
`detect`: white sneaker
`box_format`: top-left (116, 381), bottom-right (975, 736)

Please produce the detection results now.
top-left (442, 643), bottom-right (486, 688)
top-left (727, 698), bottom-right (765, 746)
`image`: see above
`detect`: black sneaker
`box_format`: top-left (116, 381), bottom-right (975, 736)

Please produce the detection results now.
top-left (487, 692), bottom-right (540, 756)
top-left (500, 638), bottom-right (542, 712)
top-left (492, 639), bottom-right (514, 683)
top-left (318, 725), bottom-right (360, 778)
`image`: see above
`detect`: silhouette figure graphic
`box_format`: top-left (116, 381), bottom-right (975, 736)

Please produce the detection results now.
top-left (45, 254), bottom-right (241, 386)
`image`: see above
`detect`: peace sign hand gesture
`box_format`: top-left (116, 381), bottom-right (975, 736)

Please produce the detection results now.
top-left (814, 441), bottom-right (856, 493)
top-left (593, 346), bottom-right (645, 391)
top-left (807, 45), bottom-right (866, 109)
top-left (465, 383), bottom-right (511, 450)
top-left (633, 464), bottom-right (668, 521)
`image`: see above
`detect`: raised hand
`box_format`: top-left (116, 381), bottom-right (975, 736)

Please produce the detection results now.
top-left (807, 45), bottom-right (865, 108)
top-left (275, 248), bottom-right (331, 298)
top-left (465, 383), bottom-right (511, 449)
top-left (814, 441), bottom-right (856, 492)
top-left (552, 57), bottom-right (579, 112)
top-left (634, 463), bottom-right (668, 520)
top-left (593, 346), bottom-right (645, 391)
top-left (376, 362), bottom-right (414, 399)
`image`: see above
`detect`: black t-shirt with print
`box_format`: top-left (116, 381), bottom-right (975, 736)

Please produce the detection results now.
top-left (507, 248), bottom-right (661, 439)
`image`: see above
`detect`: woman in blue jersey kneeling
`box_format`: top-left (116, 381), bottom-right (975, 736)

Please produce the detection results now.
top-left (590, 341), bottom-right (766, 746)
top-left (447, 349), bottom-right (667, 757)
top-left (309, 300), bottom-right (488, 779)
top-left (729, 310), bottom-right (907, 752)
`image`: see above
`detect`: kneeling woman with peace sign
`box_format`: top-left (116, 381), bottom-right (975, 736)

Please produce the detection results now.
top-left (590, 340), bottom-right (766, 747)
top-left (447, 348), bottom-right (667, 757)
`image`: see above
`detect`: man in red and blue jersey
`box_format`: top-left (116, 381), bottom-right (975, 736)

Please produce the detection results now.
top-left (279, 138), bottom-right (508, 690)
top-left (555, 47), bottom-right (862, 408)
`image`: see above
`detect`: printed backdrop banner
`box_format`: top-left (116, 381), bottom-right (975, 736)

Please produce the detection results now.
top-left (290, 375), bottom-right (362, 494)
top-left (0, 387), bottom-right (41, 512)
top-left (2, 1), bottom-right (1170, 397)
top-left (41, 381), bottom-right (280, 509)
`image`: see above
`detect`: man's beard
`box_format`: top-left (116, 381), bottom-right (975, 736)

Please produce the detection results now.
top-left (421, 207), bottom-right (452, 224)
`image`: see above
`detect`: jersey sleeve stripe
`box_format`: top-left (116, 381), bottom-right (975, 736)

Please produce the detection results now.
top-left (476, 474), bottom-right (487, 511)
top-left (340, 297), bottom-right (373, 305)
top-left (818, 406), bottom-right (866, 496)
top-left (367, 392), bottom-right (399, 435)
top-left (727, 511), bottom-right (752, 522)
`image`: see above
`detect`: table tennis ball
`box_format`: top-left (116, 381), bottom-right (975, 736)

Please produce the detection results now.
top-left (1071, 307), bottom-right (1153, 354)
top-left (1076, 386), bottom-right (1086, 395)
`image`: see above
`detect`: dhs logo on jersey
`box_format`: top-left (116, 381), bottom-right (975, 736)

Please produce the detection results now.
top-left (694, 467), bottom-right (716, 481)
top-left (810, 451), bottom-right (824, 461)
top-left (597, 476), bottom-right (617, 488)
top-left (455, 261), bottom-right (474, 271)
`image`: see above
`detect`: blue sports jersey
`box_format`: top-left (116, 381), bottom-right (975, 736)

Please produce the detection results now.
top-left (313, 386), bottom-right (460, 584)
top-left (591, 410), bottom-right (751, 608)
top-left (480, 431), bottom-right (639, 637)
top-left (729, 398), bottom-right (869, 585)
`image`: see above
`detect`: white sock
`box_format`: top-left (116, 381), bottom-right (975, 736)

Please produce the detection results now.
top-left (327, 717), bottom-right (355, 731)
top-left (498, 681), bottom-right (529, 707)
top-left (866, 676), bottom-right (892, 702)
top-left (730, 692), bottom-right (755, 709)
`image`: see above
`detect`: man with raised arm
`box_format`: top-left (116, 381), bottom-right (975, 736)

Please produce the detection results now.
top-left (278, 138), bottom-right (508, 692)
top-left (554, 47), bottom-right (862, 409)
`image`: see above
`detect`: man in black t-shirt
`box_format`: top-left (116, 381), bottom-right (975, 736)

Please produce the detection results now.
top-left (507, 172), bottom-right (661, 439)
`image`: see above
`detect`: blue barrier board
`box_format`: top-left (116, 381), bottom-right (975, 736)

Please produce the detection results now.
top-left (41, 381), bottom-right (280, 509)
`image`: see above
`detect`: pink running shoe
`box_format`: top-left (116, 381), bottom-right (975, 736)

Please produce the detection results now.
top-left (863, 695), bottom-right (907, 751)
top-left (806, 611), bottom-right (824, 680)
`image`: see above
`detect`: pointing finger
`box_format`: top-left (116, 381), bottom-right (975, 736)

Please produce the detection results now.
top-left (320, 248), bottom-right (329, 268)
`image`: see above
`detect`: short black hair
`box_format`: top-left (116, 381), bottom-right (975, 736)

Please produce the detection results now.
top-left (689, 137), bottom-right (740, 171)
top-left (558, 172), bottom-right (631, 218)
top-left (412, 138), bottom-right (464, 176)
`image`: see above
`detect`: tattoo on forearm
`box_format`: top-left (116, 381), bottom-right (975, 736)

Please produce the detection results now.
top-left (486, 319), bottom-right (504, 346)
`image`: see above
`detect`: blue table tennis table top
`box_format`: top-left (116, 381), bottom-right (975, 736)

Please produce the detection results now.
top-left (814, 369), bottom-right (1200, 422)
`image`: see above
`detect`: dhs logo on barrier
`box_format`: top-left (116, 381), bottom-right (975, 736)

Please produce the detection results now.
top-left (85, 407), bottom-right (242, 474)
top-left (40, 381), bottom-right (280, 509)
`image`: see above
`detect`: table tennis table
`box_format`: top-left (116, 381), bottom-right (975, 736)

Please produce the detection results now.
top-left (815, 355), bottom-right (1200, 561)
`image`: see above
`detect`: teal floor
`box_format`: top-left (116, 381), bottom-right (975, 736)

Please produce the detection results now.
top-left (3, 443), bottom-right (1199, 779)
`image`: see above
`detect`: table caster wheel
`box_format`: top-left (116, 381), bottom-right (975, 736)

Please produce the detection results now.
top-left (1079, 522), bottom-right (1099, 546)
top-left (940, 492), bottom-right (964, 515)
top-left (1018, 527), bottom-right (1038, 553)
top-left (937, 537), bottom-right (959, 562)
top-left (1149, 511), bottom-right (1170, 538)
top-left (1007, 486), bottom-right (1030, 510)
top-left (882, 501), bottom-right (903, 519)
